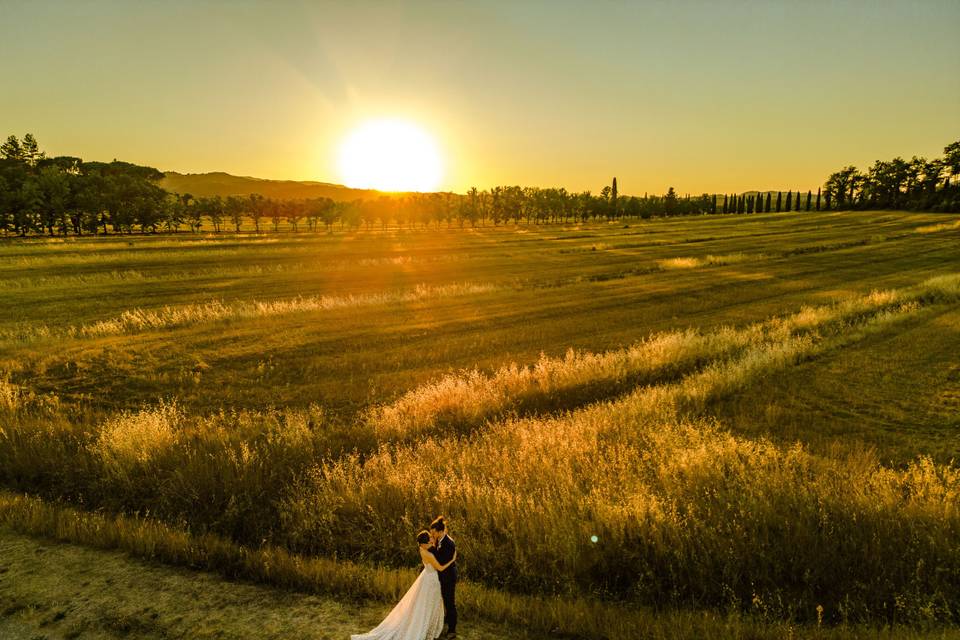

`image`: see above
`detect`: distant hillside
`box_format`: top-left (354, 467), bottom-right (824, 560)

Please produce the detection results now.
top-left (160, 171), bottom-right (395, 201)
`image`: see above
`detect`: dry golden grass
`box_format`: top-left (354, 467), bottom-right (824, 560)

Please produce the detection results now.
top-left (2, 276), bottom-right (958, 629)
top-left (73, 281), bottom-right (498, 338)
top-left (2, 494), bottom-right (953, 640)
top-left (2, 214), bottom-right (959, 635)
top-left (658, 252), bottom-right (763, 269)
top-left (364, 275), bottom-right (959, 443)
top-left (280, 275), bottom-right (960, 623)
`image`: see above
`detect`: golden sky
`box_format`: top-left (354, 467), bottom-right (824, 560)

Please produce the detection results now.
top-left (2, 1), bottom-right (959, 194)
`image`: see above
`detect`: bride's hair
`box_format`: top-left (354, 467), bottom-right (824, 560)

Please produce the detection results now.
top-left (417, 530), bottom-right (431, 545)
top-left (429, 516), bottom-right (446, 533)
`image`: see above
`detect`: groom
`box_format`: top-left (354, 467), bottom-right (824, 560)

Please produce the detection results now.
top-left (429, 516), bottom-right (457, 639)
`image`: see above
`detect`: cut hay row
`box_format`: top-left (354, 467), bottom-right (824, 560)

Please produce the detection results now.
top-left (0, 282), bottom-right (499, 342)
top-left (364, 274), bottom-right (960, 442)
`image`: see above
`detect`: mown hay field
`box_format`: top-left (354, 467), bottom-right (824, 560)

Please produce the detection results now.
top-left (1, 209), bottom-right (959, 637)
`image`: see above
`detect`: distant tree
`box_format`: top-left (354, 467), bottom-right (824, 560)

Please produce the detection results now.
top-left (17, 178), bottom-right (43, 235)
top-left (183, 195), bottom-right (201, 232)
top-left (163, 193), bottom-right (184, 232)
top-left (765, 192), bottom-right (771, 213)
top-left (285, 200), bottom-right (303, 231)
top-left (795, 189), bottom-right (802, 211)
top-left (806, 190), bottom-right (812, 211)
top-left (1, 135), bottom-right (24, 162)
top-left (611, 177), bottom-right (618, 218)
top-left (775, 191), bottom-right (782, 212)
top-left (824, 166), bottom-right (859, 209)
top-left (248, 194), bottom-right (265, 233)
top-left (208, 195), bottom-right (224, 232)
top-left (21, 134), bottom-right (44, 166)
top-left (711, 193), bottom-right (717, 214)
top-left (722, 194), bottom-right (728, 214)
top-left (226, 195), bottom-right (245, 233)
top-left (0, 175), bottom-right (9, 235)
top-left (664, 187), bottom-right (677, 215)
top-left (268, 198), bottom-right (283, 231)
top-left (36, 165), bottom-right (70, 235)
top-left (320, 198), bottom-right (339, 231)
top-left (785, 190), bottom-right (792, 211)
top-left (815, 187), bottom-right (821, 211)
top-left (944, 140), bottom-right (960, 184)
top-left (477, 189), bottom-right (490, 225)
top-left (599, 185), bottom-right (612, 220)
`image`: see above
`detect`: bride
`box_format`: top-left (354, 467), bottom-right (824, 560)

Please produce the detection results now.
top-left (351, 530), bottom-right (457, 640)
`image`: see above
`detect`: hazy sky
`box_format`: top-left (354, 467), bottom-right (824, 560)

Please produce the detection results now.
top-left (3, 0), bottom-right (959, 194)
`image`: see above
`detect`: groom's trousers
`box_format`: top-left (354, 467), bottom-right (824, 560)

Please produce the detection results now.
top-left (440, 577), bottom-right (457, 632)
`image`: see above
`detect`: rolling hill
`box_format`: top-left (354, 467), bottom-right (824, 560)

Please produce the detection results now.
top-left (160, 171), bottom-right (398, 201)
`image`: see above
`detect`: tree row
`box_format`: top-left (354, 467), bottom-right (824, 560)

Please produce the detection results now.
top-left (1, 134), bottom-right (957, 236)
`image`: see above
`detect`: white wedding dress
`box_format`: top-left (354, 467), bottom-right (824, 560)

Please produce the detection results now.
top-left (351, 558), bottom-right (444, 640)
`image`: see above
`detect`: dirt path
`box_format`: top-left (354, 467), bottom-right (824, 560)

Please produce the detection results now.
top-left (0, 530), bottom-right (517, 640)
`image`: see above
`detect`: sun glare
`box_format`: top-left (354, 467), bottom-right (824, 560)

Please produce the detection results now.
top-left (337, 119), bottom-right (443, 192)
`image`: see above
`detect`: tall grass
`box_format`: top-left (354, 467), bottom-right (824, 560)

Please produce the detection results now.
top-left (282, 276), bottom-right (960, 623)
top-left (1, 275), bottom-right (958, 626)
top-left (0, 402), bottom-right (369, 541)
top-left (365, 327), bottom-right (758, 441)
top-left (4, 490), bottom-right (932, 640)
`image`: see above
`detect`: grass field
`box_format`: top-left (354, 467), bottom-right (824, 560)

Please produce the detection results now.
top-left (1, 209), bottom-right (959, 637)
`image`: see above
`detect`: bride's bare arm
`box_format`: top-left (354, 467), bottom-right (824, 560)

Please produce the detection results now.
top-left (419, 547), bottom-right (444, 570)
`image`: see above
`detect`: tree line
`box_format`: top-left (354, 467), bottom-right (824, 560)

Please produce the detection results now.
top-left (823, 141), bottom-right (960, 212)
top-left (1, 134), bottom-right (957, 236)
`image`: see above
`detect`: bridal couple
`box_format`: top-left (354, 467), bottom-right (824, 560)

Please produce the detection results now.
top-left (351, 516), bottom-right (459, 640)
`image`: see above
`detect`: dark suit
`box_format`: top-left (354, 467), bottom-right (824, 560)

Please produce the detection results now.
top-left (431, 535), bottom-right (457, 633)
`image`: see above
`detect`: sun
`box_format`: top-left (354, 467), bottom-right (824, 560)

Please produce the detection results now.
top-left (337, 119), bottom-right (443, 192)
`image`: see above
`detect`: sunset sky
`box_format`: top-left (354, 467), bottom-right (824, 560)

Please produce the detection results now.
top-left (3, 1), bottom-right (959, 194)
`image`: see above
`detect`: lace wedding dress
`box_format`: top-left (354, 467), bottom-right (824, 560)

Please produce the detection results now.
top-left (351, 559), bottom-right (444, 640)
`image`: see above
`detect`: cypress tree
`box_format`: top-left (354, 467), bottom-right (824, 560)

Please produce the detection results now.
top-left (795, 189), bottom-right (802, 211)
top-left (806, 190), bottom-right (812, 211)
top-left (738, 195), bottom-right (745, 214)
top-left (816, 187), bottom-right (821, 211)
top-left (611, 177), bottom-right (618, 218)
top-left (776, 192), bottom-right (782, 212)
top-left (825, 190), bottom-right (832, 210)
top-left (765, 192), bottom-right (772, 213)
top-left (786, 190), bottom-right (793, 211)
top-left (722, 195), bottom-right (728, 214)
top-left (711, 193), bottom-right (717, 214)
